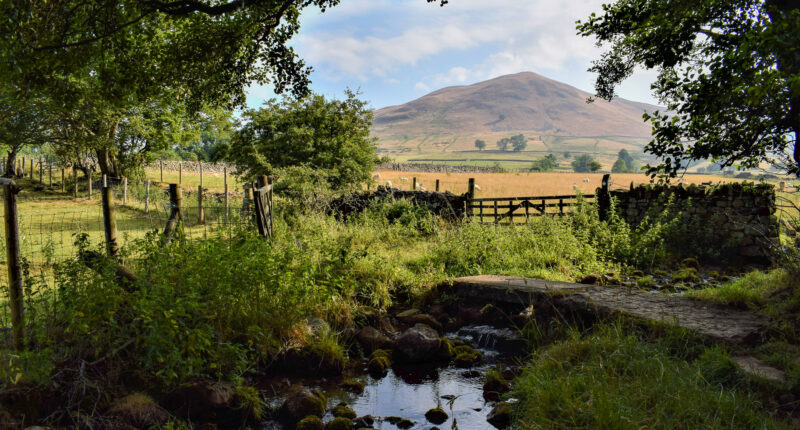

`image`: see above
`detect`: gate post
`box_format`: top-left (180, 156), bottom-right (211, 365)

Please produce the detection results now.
top-left (598, 174), bottom-right (612, 221)
top-left (2, 179), bottom-right (24, 350)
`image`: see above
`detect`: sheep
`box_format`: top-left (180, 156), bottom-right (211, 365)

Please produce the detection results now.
top-left (419, 185), bottom-right (426, 191)
top-left (372, 173), bottom-right (381, 179)
top-left (385, 180), bottom-right (393, 188)
top-left (474, 184), bottom-right (481, 190)
top-left (583, 178), bottom-right (590, 183)
top-left (399, 177), bottom-right (409, 182)
top-left (573, 184), bottom-right (578, 190)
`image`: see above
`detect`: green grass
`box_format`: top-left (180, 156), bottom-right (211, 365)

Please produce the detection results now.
top-left (144, 168), bottom-right (246, 193)
top-left (511, 324), bottom-right (790, 429)
top-left (686, 269), bottom-right (791, 309)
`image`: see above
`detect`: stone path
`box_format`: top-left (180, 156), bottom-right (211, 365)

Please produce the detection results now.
top-left (452, 275), bottom-right (770, 345)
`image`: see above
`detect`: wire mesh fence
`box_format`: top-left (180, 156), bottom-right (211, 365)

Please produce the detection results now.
top-left (0, 177), bottom-right (261, 334)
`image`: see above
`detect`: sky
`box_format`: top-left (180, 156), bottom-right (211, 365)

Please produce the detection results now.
top-left (245, 0), bottom-right (660, 111)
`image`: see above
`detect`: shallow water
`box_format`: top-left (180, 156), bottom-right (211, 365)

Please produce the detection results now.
top-left (262, 326), bottom-right (520, 429)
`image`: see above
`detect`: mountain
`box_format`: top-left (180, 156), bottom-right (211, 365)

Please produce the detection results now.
top-left (371, 71), bottom-right (662, 159)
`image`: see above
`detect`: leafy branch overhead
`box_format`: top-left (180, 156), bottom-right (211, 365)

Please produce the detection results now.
top-left (577, 0), bottom-right (800, 177)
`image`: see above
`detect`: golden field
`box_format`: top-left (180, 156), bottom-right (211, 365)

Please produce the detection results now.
top-left (372, 170), bottom-right (740, 197)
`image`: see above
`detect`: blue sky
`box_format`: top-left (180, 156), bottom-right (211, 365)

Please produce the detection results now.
top-left (245, 0), bottom-right (659, 110)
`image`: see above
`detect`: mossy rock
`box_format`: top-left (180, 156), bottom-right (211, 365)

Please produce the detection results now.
top-left (281, 388), bottom-right (327, 421)
top-left (339, 379), bottom-right (365, 394)
top-left (368, 350), bottom-right (391, 377)
top-left (332, 404), bottom-right (357, 419)
top-left (296, 415), bottom-right (325, 430)
top-left (603, 273), bottom-right (622, 285)
top-left (483, 370), bottom-right (511, 395)
top-left (453, 346), bottom-right (482, 368)
top-left (325, 416), bottom-right (354, 430)
top-left (107, 393), bottom-right (170, 428)
top-left (631, 269), bottom-right (645, 277)
top-left (397, 418), bottom-right (415, 429)
top-left (385, 416), bottom-right (402, 424)
top-left (436, 337), bottom-right (454, 361)
top-left (635, 275), bottom-right (656, 289)
top-left (425, 407), bottom-right (448, 425)
top-left (681, 257), bottom-right (700, 269)
top-left (486, 402), bottom-right (512, 429)
top-left (672, 268), bottom-right (701, 284)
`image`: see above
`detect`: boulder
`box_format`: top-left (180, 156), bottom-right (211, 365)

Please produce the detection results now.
top-left (162, 381), bottom-right (236, 420)
top-left (393, 324), bottom-right (441, 363)
top-left (280, 388), bottom-right (327, 422)
top-left (296, 416), bottom-right (324, 430)
top-left (487, 402), bottom-right (512, 429)
top-left (325, 417), bottom-right (353, 430)
top-left (107, 394), bottom-right (170, 428)
top-left (356, 327), bottom-right (391, 352)
top-left (425, 407), bottom-right (448, 424)
top-left (331, 403), bottom-right (357, 419)
top-left (368, 349), bottom-right (392, 377)
top-left (354, 415), bottom-right (375, 428)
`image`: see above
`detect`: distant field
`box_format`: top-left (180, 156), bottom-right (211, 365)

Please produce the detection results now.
top-left (389, 149), bottom-right (638, 171)
top-left (373, 170), bottom-right (741, 197)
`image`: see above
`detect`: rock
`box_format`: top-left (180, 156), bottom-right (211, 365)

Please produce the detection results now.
top-left (456, 306), bottom-right (483, 324)
top-left (453, 345), bottom-right (482, 367)
top-left (436, 337), bottom-right (454, 361)
top-left (396, 309), bottom-right (420, 320)
top-left (487, 402), bottom-right (512, 429)
top-left (296, 416), bottom-right (325, 430)
top-left (483, 371), bottom-right (511, 401)
top-left (404, 314), bottom-right (443, 332)
top-left (681, 257), bottom-right (700, 269)
top-left (339, 379), bottom-right (365, 394)
top-left (280, 388), bottom-right (327, 422)
top-left (396, 418), bottom-right (415, 429)
top-left (424, 408), bottom-right (448, 424)
top-left (356, 327), bottom-right (392, 352)
top-left (368, 349), bottom-right (392, 377)
top-left (461, 370), bottom-right (481, 378)
top-left (325, 416), bottom-right (353, 430)
top-left (107, 394), bottom-right (170, 428)
top-left (385, 416), bottom-right (402, 424)
top-left (331, 404), bottom-right (357, 419)
top-left (162, 380), bottom-right (236, 420)
top-left (354, 415), bottom-right (375, 428)
top-left (580, 274), bottom-right (602, 285)
top-left (394, 324), bottom-right (441, 363)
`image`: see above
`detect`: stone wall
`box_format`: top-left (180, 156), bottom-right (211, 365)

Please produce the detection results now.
top-left (608, 182), bottom-right (778, 261)
top-left (376, 162), bottom-right (504, 173)
top-left (148, 161), bottom-right (236, 174)
top-left (327, 186), bottom-right (468, 220)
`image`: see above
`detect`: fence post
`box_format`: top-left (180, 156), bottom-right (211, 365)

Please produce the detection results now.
top-left (3, 180), bottom-right (24, 350)
top-left (243, 184), bottom-right (252, 214)
top-left (197, 185), bottom-right (204, 224)
top-left (122, 177), bottom-right (127, 206)
top-left (73, 168), bottom-right (78, 199)
top-left (598, 173), bottom-right (611, 221)
top-left (48, 163), bottom-right (52, 187)
top-left (102, 174), bottom-right (107, 188)
top-left (254, 176), bottom-right (268, 237)
top-left (21, 157), bottom-right (24, 178)
top-left (412, 176), bottom-right (417, 191)
top-left (61, 168), bottom-right (65, 192)
top-left (163, 184), bottom-right (183, 246)
top-left (160, 160), bottom-right (163, 183)
top-left (267, 176), bottom-right (273, 238)
top-left (223, 167), bottom-right (229, 221)
top-left (38, 157), bottom-right (43, 182)
top-left (435, 179), bottom-right (440, 192)
top-left (101, 187), bottom-right (119, 256)
top-left (87, 171), bottom-right (92, 199)
top-left (466, 178), bottom-right (475, 219)
top-left (29, 158), bottom-right (33, 179)
top-left (178, 162), bottom-right (182, 185)
top-left (144, 180), bottom-right (150, 213)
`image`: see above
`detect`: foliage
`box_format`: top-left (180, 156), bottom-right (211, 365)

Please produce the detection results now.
top-left (578, 0), bottom-right (800, 176)
top-left (221, 91), bottom-right (379, 190)
top-left (530, 154), bottom-right (559, 172)
top-left (512, 325), bottom-right (788, 429)
top-left (496, 134), bottom-right (526, 152)
top-left (617, 149), bottom-right (635, 170)
top-left (571, 154), bottom-right (602, 172)
top-left (474, 139), bottom-right (487, 151)
top-left (611, 157), bottom-right (632, 173)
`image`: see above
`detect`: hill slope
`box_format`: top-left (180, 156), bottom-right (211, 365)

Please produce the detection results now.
top-left (372, 72), bottom-right (662, 161)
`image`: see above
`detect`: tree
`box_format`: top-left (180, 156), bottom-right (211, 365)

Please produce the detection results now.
top-left (2, 1), bottom-right (447, 177)
top-left (578, 1), bottom-right (800, 177)
top-left (221, 91), bottom-right (379, 189)
top-left (617, 149), bottom-right (635, 171)
top-left (564, 151), bottom-right (571, 159)
top-left (510, 134), bottom-right (527, 152)
top-left (572, 154), bottom-right (602, 173)
top-left (611, 157), bottom-right (632, 173)
top-left (475, 139), bottom-right (487, 151)
top-left (530, 154), bottom-right (559, 172)
top-left (0, 89), bottom-right (52, 176)
top-left (497, 137), bottom-right (511, 151)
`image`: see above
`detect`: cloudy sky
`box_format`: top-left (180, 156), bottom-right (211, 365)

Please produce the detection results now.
top-left (246, 0), bottom-right (659, 110)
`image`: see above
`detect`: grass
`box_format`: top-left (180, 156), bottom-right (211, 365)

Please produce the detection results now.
top-left (511, 324), bottom-right (790, 429)
top-left (686, 269), bottom-right (791, 309)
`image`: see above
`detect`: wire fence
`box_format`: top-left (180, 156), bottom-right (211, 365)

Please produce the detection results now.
top-left (0, 176), bottom-right (260, 334)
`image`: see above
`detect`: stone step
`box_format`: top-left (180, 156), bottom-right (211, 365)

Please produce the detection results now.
top-left (452, 275), bottom-right (769, 345)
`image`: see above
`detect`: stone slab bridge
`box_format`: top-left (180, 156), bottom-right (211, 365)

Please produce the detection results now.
top-left (452, 275), bottom-right (768, 345)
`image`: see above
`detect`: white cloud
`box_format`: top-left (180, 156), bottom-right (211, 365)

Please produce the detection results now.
top-left (414, 82), bottom-right (431, 92)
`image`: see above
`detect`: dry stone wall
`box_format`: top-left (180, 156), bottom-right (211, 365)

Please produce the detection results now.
top-left (609, 182), bottom-right (778, 261)
top-left (376, 162), bottom-right (504, 173)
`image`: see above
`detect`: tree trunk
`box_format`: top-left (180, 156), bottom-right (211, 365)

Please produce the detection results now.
top-left (766, 0), bottom-right (800, 173)
top-left (4, 151), bottom-right (17, 178)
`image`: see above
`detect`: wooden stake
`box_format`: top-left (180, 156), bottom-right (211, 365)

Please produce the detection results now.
top-left (87, 171), bottom-right (92, 199)
top-left (178, 162), bottom-right (182, 184)
top-left (101, 187), bottom-right (119, 256)
top-left (122, 177), bottom-right (127, 205)
top-left (223, 167), bottom-right (229, 221)
top-left (435, 179), bottom-right (440, 192)
top-left (144, 180), bottom-right (150, 213)
top-left (3, 181), bottom-right (24, 350)
top-left (160, 160), bottom-right (163, 182)
top-left (197, 185), bottom-right (204, 224)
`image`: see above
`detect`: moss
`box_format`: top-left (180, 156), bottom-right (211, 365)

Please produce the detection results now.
top-left (325, 416), bottom-right (353, 430)
top-left (296, 416), bottom-right (324, 430)
top-left (368, 351), bottom-right (391, 377)
top-left (396, 418), bottom-right (415, 429)
top-left (483, 369), bottom-right (511, 394)
top-left (437, 337), bottom-right (454, 361)
top-left (235, 385), bottom-right (265, 421)
top-left (636, 275), bottom-right (656, 289)
top-left (385, 416), bottom-right (402, 424)
top-left (672, 267), bottom-right (701, 284)
top-left (681, 257), bottom-right (700, 269)
top-left (631, 269), bottom-right (645, 277)
top-left (339, 379), bottom-right (365, 394)
top-left (425, 407), bottom-right (448, 424)
top-left (453, 345), bottom-right (482, 367)
top-left (331, 404), bottom-right (357, 419)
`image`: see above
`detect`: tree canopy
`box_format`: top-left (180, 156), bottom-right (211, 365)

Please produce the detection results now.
top-left (572, 154), bottom-right (602, 173)
top-left (221, 91), bottom-right (379, 190)
top-left (578, 0), bottom-right (800, 176)
top-left (475, 139), bottom-right (487, 151)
